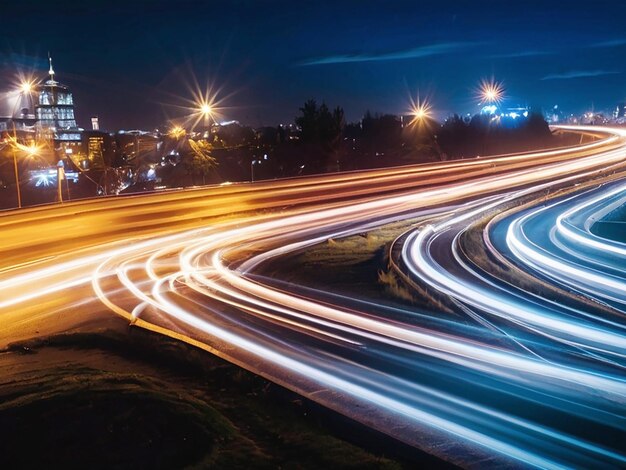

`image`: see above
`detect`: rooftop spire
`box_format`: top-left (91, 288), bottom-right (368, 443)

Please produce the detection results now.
top-left (48, 52), bottom-right (55, 79)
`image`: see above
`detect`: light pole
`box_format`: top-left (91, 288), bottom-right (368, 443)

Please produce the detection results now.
top-left (251, 158), bottom-right (258, 182)
top-left (57, 160), bottom-right (65, 203)
top-left (9, 78), bottom-right (37, 209)
top-left (11, 122), bottom-right (22, 208)
top-left (250, 154), bottom-right (269, 182)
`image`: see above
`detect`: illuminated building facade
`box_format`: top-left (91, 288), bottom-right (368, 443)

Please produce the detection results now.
top-left (87, 134), bottom-right (105, 169)
top-left (114, 130), bottom-right (160, 166)
top-left (35, 57), bottom-right (82, 157)
top-left (81, 130), bottom-right (115, 169)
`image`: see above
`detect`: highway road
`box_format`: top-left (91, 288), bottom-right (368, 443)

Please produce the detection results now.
top-left (2, 126), bottom-right (626, 468)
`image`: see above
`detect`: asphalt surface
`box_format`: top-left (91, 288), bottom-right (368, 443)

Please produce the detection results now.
top-left (2, 125), bottom-right (626, 468)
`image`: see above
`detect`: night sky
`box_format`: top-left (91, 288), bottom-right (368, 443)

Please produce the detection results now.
top-left (2, 0), bottom-right (626, 130)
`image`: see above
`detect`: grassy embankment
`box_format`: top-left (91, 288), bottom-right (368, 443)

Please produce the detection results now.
top-left (0, 326), bottom-right (416, 469)
top-left (257, 219), bottom-right (455, 316)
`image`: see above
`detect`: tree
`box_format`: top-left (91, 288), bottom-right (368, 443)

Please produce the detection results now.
top-left (295, 100), bottom-right (344, 146)
top-left (296, 99), bottom-right (321, 143)
top-left (295, 99), bottom-right (345, 172)
top-left (361, 112), bottom-right (402, 152)
top-left (185, 139), bottom-right (218, 185)
top-left (437, 114), bottom-right (472, 159)
top-left (437, 111), bottom-right (554, 159)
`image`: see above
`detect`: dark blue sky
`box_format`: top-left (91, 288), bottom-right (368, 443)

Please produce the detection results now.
top-left (2, 0), bottom-right (626, 129)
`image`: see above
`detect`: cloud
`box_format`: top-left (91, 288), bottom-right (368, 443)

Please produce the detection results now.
top-left (590, 38), bottom-right (626, 48)
top-left (489, 50), bottom-right (552, 59)
top-left (541, 70), bottom-right (621, 80)
top-left (298, 42), bottom-right (483, 66)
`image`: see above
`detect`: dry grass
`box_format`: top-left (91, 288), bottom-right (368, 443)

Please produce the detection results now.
top-left (378, 269), bottom-right (416, 303)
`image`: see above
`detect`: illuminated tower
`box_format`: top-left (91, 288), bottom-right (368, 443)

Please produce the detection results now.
top-left (35, 55), bottom-right (81, 156)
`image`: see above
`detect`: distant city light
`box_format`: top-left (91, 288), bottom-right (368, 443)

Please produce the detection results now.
top-left (169, 126), bottom-right (186, 139)
top-left (481, 104), bottom-right (498, 115)
top-left (29, 168), bottom-right (79, 187)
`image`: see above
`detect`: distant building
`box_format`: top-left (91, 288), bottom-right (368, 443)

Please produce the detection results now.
top-left (91, 116), bottom-right (100, 131)
top-left (114, 130), bottom-right (160, 166)
top-left (0, 94), bottom-right (37, 143)
top-left (88, 134), bottom-right (105, 169)
top-left (0, 116), bottom-right (37, 143)
top-left (81, 130), bottom-right (114, 169)
top-left (35, 56), bottom-right (82, 158)
top-left (614, 103), bottom-right (626, 120)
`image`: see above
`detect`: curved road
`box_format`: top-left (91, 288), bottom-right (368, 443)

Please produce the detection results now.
top-left (2, 126), bottom-right (626, 468)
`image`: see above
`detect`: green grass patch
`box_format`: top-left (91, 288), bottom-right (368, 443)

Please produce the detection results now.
top-left (1, 329), bottom-right (408, 469)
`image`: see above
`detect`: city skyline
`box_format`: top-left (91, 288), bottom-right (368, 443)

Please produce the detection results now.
top-left (2, 0), bottom-right (626, 129)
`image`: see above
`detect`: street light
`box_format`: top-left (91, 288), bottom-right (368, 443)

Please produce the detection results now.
top-left (199, 101), bottom-right (213, 129)
top-left (9, 79), bottom-right (37, 208)
top-left (7, 135), bottom-right (41, 209)
top-left (478, 79), bottom-right (504, 105)
top-left (10, 131), bottom-right (21, 209)
top-left (407, 91), bottom-right (434, 130)
top-left (251, 158), bottom-right (259, 182)
top-left (410, 97), bottom-right (432, 126)
top-left (200, 103), bottom-right (212, 115)
top-left (19, 80), bottom-right (34, 94)
top-left (251, 154), bottom-right (269, 182)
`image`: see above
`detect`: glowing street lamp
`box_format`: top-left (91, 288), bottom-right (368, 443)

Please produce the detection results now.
top-left (478, 79), bottom-right (504, 105)
top-left (408, 94), bottom-right (433, 128)
top-left (200, 103), bottom-right (212, 115)
top-left (168, 72), bottom-right (225, 132)
top-left (199, 101), bottom-right (213, 128)
top-left (19, 80), bottom-right (34, 94)
top-left (8, 77), bottom-right (41, 208)
top-left (7, 138), bottom-right (40, 209)
top-left (14, 77), bottom-right (38, 118)
top-left (9, 136), bottom-right (21, 209)
top-left (411, 100), bottom-right (432, 122)
top-left (23, 143), bottom-right (40, 157)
